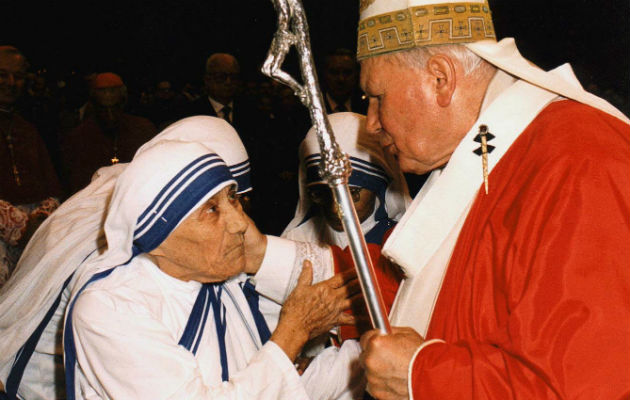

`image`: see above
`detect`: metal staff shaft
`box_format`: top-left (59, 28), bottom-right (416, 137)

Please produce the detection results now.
top-left (261, 0), bottom-right (391, 334)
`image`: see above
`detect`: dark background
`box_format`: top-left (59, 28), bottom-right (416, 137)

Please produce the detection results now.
top-left (2, 0), bottom-right (628, 112)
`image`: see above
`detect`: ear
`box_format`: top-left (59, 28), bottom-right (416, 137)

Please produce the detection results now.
top-left (426, 54), bottom-right (457, 107)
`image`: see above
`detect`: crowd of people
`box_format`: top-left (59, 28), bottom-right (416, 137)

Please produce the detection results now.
top-left (1, 0), bottom-right (629, 398)
top-left (1, 44), bottom-right (373, 286)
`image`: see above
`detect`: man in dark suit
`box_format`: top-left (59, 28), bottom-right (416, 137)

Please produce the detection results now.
top-left (320, 48), bottom-right (368, 115)
top-left (183, 53), bottom-right (261, 147)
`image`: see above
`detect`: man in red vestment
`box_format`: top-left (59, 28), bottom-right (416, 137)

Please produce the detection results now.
top-left (351, 1), bottom-right (630, 399)
top-left (61, 72), bottom-right (157, 195)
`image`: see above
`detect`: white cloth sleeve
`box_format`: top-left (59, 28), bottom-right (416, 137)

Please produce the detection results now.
top-left (301, 339), bottom-right (366, 400)
top-left (72, 288), bottom-right (309, 400)
top-left (253, 235), bottom-right (334, 304)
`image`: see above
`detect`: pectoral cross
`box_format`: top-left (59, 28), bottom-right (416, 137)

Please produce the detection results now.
top-left (473, 124), bottom-right (495, 195)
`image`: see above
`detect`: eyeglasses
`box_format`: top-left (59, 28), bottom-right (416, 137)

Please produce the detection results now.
top-left (307, 185), bottom-right (362, 205)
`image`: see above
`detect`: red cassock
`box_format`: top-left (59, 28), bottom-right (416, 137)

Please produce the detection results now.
top-left (334, 100), bottom-right (630, 399)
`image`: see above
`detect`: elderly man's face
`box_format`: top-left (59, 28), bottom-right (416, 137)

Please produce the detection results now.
top-left (360, 56), bottom-right (460, 175)
top-left (152, 185), bottom-right (248, 283)
top-left (204, 57), bottom-right (241, 105)
top-left (0, 52), bottom-right (27, 108)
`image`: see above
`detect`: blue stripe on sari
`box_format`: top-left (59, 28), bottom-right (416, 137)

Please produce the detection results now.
top-left (135, 154), bottom-right (223, 230)
top-left (133, 165), bottom-right (233, 254)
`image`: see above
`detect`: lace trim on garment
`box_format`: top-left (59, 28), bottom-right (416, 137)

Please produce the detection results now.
top-left (284, 241), bottom-right (333, 299)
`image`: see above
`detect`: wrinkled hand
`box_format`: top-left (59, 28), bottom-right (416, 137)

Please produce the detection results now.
top-left (360, 327), bottom-right (424, 400)
top-left (271, 260), bottom-right (360, 361)
top-left (242, 212), bottom-right (267, 274)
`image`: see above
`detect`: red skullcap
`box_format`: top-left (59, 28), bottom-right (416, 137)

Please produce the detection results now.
top-left (91, 72), bottom-right (124, 89)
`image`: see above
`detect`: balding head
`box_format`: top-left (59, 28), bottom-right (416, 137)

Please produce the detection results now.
top-left (205, 53), bottom-right (240, 74)
top-left (203, 53), bottom-right (241, 105)
top-left (0, 46), bottom-right (28, 108)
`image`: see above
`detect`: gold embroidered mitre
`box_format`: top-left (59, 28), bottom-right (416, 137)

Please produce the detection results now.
top-left (357, 0), bottom-right (496, 60)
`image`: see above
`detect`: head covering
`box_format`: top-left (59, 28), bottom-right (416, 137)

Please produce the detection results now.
top-left (0, 116), bottom-right (252, 370)
top-left (70, 115), bottom-right (251, 292)
top-left (282, 112), bottom-right (410, 247)
top-left (357, 0), bottom-right (495, 60)
top-left (90, 72), bottom-right (124, 89)
top-left (356, 0), bottom-right (628, 123)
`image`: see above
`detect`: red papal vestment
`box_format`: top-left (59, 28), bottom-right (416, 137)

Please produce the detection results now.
top-left (336, 100), bottom-right (629, 399)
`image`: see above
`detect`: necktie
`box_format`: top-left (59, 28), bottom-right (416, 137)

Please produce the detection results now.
top-left (221, 105), bottom-right (232, 123)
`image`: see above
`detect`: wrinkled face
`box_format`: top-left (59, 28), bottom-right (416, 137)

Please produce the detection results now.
top-left (152, 185), bottom-right (248, 283)
top-left (323, 55), bottom-right (359, 102)
top-left (360, 56), bottom-right (458, 175)
top-left (204, 56), bottom-right (241, 105)
top-left (0, 52), bottom-right (27, 108)
top-left (308, 184), bottom-right (376, 232)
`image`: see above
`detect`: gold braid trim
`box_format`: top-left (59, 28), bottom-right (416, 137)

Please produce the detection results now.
top-left (357, 1), bottom-right (496, 60)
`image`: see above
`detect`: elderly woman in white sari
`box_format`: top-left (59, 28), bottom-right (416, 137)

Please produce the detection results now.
top-left (1, 116), bottom-right (361, 400)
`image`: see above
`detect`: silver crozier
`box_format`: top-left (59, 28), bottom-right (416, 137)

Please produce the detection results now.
top-left (261, 0), bottom-right (391, 334)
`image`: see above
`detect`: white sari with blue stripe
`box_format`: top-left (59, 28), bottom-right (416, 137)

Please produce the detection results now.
top-left (69, 256), bottom-right (304, 399)
top-left (61, 116), bottom-right (314, 399)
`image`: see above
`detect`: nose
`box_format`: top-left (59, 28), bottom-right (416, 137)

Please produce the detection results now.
top-left (365, 99), bottom-right (382, 135)
top-left (225, 201), bottom-right (248, 235)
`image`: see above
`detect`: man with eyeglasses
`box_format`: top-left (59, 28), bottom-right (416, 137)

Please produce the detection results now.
top-left (184, 53), bottom-right (245, 127)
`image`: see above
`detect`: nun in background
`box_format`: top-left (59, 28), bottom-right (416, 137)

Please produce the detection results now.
top-left (282, 112), bottom-right (411, 248)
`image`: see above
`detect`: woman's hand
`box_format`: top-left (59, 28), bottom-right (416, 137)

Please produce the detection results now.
top-left (271, 260), bottom-right (361, 361)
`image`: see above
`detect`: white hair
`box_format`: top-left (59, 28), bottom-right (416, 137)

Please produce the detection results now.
top-left (388, 44), bottom-right (493, 77)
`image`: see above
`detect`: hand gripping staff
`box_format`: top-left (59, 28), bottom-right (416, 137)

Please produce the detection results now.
top-left (261, 0), bottom-right (391, 334)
